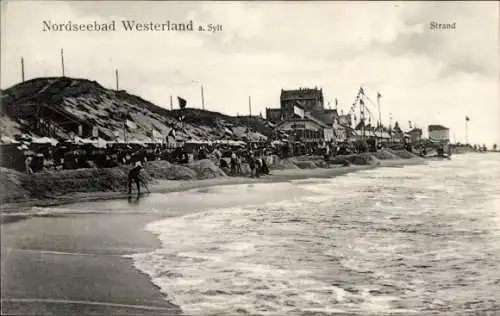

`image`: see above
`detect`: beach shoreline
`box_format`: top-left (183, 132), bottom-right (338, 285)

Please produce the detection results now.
top-left (0, 157), bottom-right (424, 218)
top-left (1, 157), bottom-right (425, 316)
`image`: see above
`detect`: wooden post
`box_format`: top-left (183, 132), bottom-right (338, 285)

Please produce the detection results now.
top-left (170, 95), bottom-right (173, 110)
top-left (115, 69), bottom-right (119, 91)
top-left (123, 111), bottom-right (128, 143)
top-left (377, 92), bottom-right (382, 143)
top-left (248, 96), bottom-right (252, 144)
top-left (21, 57), bottom-right (25, 82)
top-left (201, 86), bottom-right (205, 110)
top-left (60, 49), bottom-right (65, 77)
top-left (248, 96), bottom-right (252, 117)
top-left (389, 113), bottom-right (393, 144)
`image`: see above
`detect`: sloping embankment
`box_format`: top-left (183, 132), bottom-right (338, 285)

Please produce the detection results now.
top-left (0, 150), bottom-right (421, 206)
top-left (0, 159), bottom-right (226, 204)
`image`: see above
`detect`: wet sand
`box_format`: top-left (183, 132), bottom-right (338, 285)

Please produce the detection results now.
top-left (1, 214), bottom-right (183, 315)
top-left (1, 158), bottom-right (424, 315)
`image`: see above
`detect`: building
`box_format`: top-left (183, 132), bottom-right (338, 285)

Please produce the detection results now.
top-left (391, 121), bottom-right (404, 143)
top-left (428, 124), bottom-right (450, 142)
top-left (332, 114), bottom-right (351, 142)
top-left (407, 128), bottom-right (423, 143)
top-left (265, 108), bottom-right (282, 123)
top-left (266, 87), bottom-right (326, 122)
top-left (280, 88), bottom-right (324, 119)
top-left (274, 112), bottom-right (334, 143)
top-left (268, 87), bottom-right (362, 152)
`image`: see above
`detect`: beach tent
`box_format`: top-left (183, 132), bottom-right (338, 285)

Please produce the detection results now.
top-left (90, 138), bottom-right (108, 148)
top-left (0, 136), bottom-right (20, 144)
top-left (31, 136), bottom-right (59, 146)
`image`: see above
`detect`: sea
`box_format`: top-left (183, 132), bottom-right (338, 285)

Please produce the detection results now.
top-left (129, 153), bottom-right (500, 316)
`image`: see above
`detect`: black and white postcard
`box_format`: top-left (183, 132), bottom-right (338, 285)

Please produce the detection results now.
top-left (1, 1), bottom-right (499, 315)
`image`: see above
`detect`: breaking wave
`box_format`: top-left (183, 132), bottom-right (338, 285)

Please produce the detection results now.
top-left (130, 154), bottom-right (500, 315)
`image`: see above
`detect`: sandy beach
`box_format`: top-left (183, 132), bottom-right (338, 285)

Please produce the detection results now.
top-left (1, 214), bottom-right (183, 315)
top-left (1, 158), bottom-right (424, 315)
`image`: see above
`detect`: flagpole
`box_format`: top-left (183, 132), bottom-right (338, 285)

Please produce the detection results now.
top-left (389, 112), bottom-right (393, 144)
top-left (248, 96), bottom-right (252, 146)
top-left (377, 92), bottom-right (382, 143)
top-left (465, 117), bottom-right (469, 145)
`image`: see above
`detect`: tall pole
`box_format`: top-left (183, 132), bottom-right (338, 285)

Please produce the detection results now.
top-left (201, 86), bottom-right (205, 110)
top-left (21, 57), bottom-right (25, 82)
top-left (123, 111), bottom-right (128, 143)
top-left (360, 99), bottom-right (365, 141)
top-left (248, 96), bottom-right (252, 146)
top-left (248, 96), bottom-right (252, 129)
top-left (115, 69), bottom-right (119, 91)
top-left (389, 112), bottom-right (393, 144)
top-left (377, 92), bottom-right (382, 142)
top-left (60, 49), bottom-right (65, 77)
top-left (249, 96), bottom-right (252, 117)
top-left (170, 95), bottom-right (173, 110)
top-left (465, 119), bottom-right (468, 145)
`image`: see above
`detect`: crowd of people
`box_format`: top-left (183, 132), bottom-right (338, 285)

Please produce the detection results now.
top-left (8, 138), bottom-right (281, 177)
top-left (4, 134), bottom-right (417, 178)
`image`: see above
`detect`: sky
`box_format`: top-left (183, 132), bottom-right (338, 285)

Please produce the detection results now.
top-left (1, 1), bottom-right (499, 146)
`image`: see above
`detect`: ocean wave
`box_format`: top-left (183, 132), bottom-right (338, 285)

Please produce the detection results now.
top-left (130, 155), bottom-right (500, 315)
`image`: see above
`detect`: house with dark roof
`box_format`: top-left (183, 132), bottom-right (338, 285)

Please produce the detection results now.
top-left (280, 88), bottom-right (324, 118)
top-left (428, 124), bottom-right (449, 142)
top-left (265, 107), bottom-right (282, 123)
top-left (407, 127), bottom-right (423, 143)
top-left (269, 87), bottom-right (343, 144)
top-left (273, 112), bottom-right (332, 144)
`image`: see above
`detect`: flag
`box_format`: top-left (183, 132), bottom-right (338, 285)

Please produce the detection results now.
top-left (178, 97), bottom-right (187, 109)
top-left (293, 105), bottom-right (304, 118)
top-left (377, 92), bottom-right (382, 99)
top-left (465, 116), bottom-right (470, 122)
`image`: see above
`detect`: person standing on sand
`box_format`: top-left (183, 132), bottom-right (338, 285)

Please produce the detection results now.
top-left (230, 151), bottom-right (238, 175)
top-left (25, 156), bottom-right (33, 174)
top-left (128, 161), bottom-right (143, 195)
top-left (255, 156), bottom-right (262, 178)
top-left (248, 153), bottom-right (256, 178)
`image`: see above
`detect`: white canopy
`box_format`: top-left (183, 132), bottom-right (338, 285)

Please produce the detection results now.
top-left (72, 136), bottom-right (108, 148)
top-left (213, 139), bottom-right (245, 146)
top-left (186, 139), bottom-right (213, 145)
top-left (31, 136), bottom-right (59, 146)
top-left (0, 136), bottom-right (20, 144)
